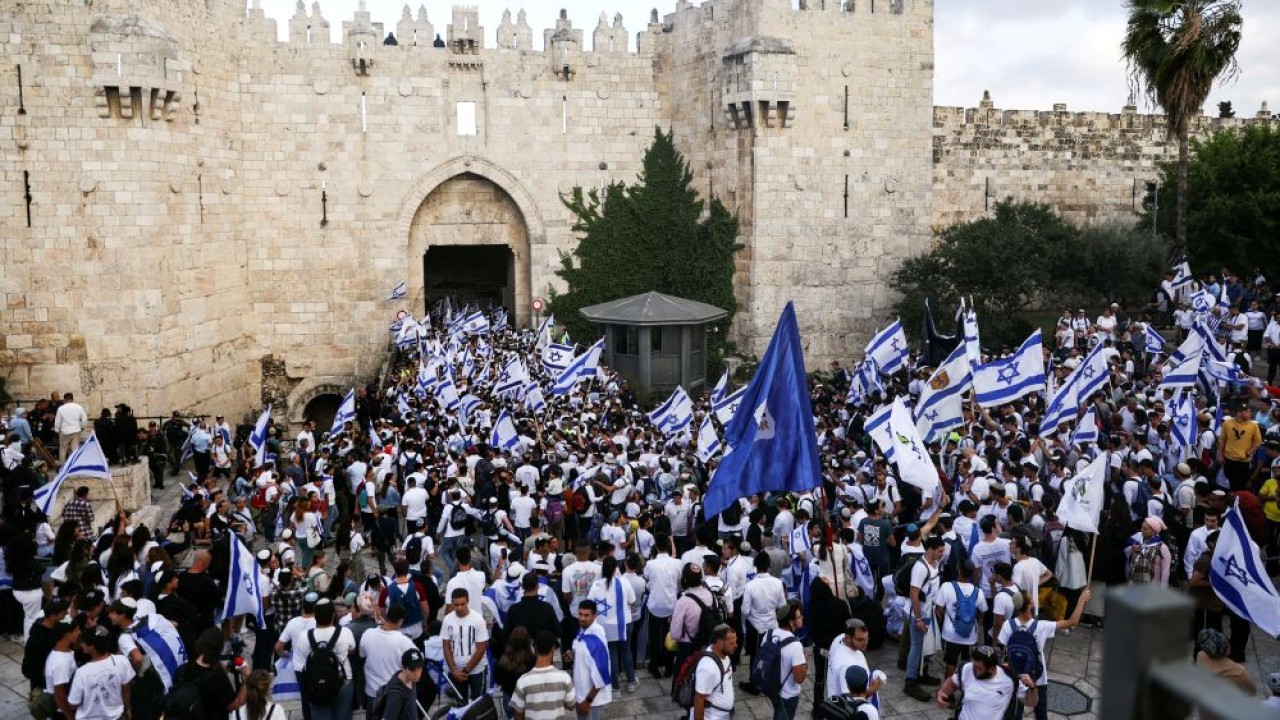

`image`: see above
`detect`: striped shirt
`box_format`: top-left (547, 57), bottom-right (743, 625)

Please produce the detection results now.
top-left (510, 665), bottom-right (575, 720)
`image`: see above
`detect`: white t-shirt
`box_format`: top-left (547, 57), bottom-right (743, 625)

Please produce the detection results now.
top-left (292, 625), bottom-right (355, 679)
top-left (997, 617), bottom-right (1056, 686)
top-left (441, 611), bottom-right (490, 675)
top-left (764, 628), bottom-right (806, 699)
top-left (909, 558), bottom-right (941, 618)
top-left (935, 581), bottom-right (989, 645)
top-left (510, 494), bottom-right (537, 528)
top-left (68, 655), bottom-right (135, 720)
top-left (401, 486), bottom-right (429, 522)
top-left (953, 663), bottom-right (1030, 720)
top-left (359, 627), bottom-right (415, 698)
top-left (278, 615), bottom-right (318, 670)
top-left (691, 652), bottom-right (734, 720)
top-left (825, 638), bottom-right (887, 700)
top-left (44, 648), bottom-right (77, 693)
top-left (1011, 557), bottom-right (1049, 615)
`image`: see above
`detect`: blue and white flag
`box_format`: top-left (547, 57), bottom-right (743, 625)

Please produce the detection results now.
top-left (534, 314), bottom-right (554, 353)
top-left (648, 386), bottom-right (694, 436)
top-left (389, 318), bottom-right (404, 334)
top-left (865, 320), bottom-right (909, 376)
top-left (248, 406), bottom-right (272, 468)
top-left (972, 330), bottom-right (1045, 407)
top-left (222, 535), bottom-right (265, 625)
top-left (1144, 324), bottom-right (1167, 357)
top-left (588, 577), bottom-right (634, 643)
top-left (1160, 352), bottom-right (1201, 390)
top-left (132, 614), bottom-right (188, 691)
top-left (1210, 505), bottom-right (1280, 637)
top-left (490, 410), bottom-right (519, 452)
top-left (396, 394), bottom-right (413, 419)
top-left (1170, 392), bottom-right (1199, 448)
top-left (1169, 259), bottom-right (1193, 292)
top-left (847, 359), bottom-right (883, 407)
top-left (848, 542), bottom-right (877, 598)
top-left (962, 307), bottom-right (982, 365)
top-left (573, 624), bottom-right (613, 688)
top-left (551, 338), bottom-right (605, 395)
top-left (492, 309), bottom-right (508, 334)
top-left (882, 397), bottom-right (939, 494)
top-left (542, 342), bottom-right (575, 375)
top-left (710, 371), bottom-right (729, 405)
top-left (458, 394), bottom-right (482, 426)
top-left (329, 389), bottom-right (355, 437)
top-left (272, 655), bottom-right (301, 701)
top-left (704, 302), bottom-right (822, 518)
top-left (494, 357), bottom-right (529, 397)
top-left (914, 344), bottom-right (971, 443)
top-left (1040, 371), bottom-right (1081, 438)
top-left (865, 402), bottom-right (894, 462)
top-left (1204, 358), bottom-right (1245, 385)
top-left (1191, 288), bottom-right (1216, 314)
top-left (434, 372), bottom-right (461, 412)
top-left (1073, 341), bottom-right (1112, 401)
top-left (523, 383), bottom-right (546, 414)
top-left (33, 431), bottom-right (112, 516)
top-left (695, 414), bottom-right (722, 464)
top-left (1170, 319), bottom-right (1225, 365)
top-left (1071, 405), bottom-right (1100, 447)
top-left (459, 310), bottom-right (490, 335)
top-left (385, 280), bottom-right (407, 302)
top-left (369, 422), bottom-right (381, 453)
top-left (712, 384), bottom-right (746, 425)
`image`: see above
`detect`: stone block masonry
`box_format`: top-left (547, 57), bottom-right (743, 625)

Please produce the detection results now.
top-left (3, 0), bottom-right (1265, 425)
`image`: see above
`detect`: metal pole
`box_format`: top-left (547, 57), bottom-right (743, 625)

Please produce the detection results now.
top-left (1153, 180), bottom-right (1159, 242)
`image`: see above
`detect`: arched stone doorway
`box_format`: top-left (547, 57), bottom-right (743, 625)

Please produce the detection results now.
top-left (302, 393), bottom-right (342, 437)
top-left (398, 157), bottom-right (541, 329)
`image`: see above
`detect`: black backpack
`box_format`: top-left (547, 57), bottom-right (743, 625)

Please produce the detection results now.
top-left (405, 535), bottom-right (424, 566)
top-left (686, 591), bottom-right (724, 648)
top-left (720, 499), bottom-right (742, 526)
top-left (939, 537), bottom-right (969, 584)
top-left (893, 555), bottom-right (921, 596)
top-left (164, 666), bottom-right (210, 720)
top-left (448, 503), bottom-right (469, 532)
top-left (480, 509), bottom-right (500, 537)
top-left (303, 629), bottom-right (346, 705)
top-left (814, 696), bottom-right (873, 720)
top-left (370, 676), bottom-right (414, 720)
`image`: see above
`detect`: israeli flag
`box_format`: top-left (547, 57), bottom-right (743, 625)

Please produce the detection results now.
top-left (459, 310), bottom-right (490, 335)
top-left (490, 410), bottom-right (520, 451)
top-left (248, 405), bottom-right (272, 468)
top-left (573, 624), bottom-right (613, 689)
top-left (972, 330), bottom-right (1045, 407)
top-left (1204, 358), bottom-right (1244, 385)
top-left (33, 431), bottom-right (113, 516)
top-left (551, 338), bottom-right (605, 395)
top-left (847, 359), bottom-right (883, 406)
top-left (1040, 371), bottom-right (1081, 438)
top-left (396, 394), bottom-right (413, 419)
top-left (178, 423), bottom-right (197, 466)
top-left (542, 342), bottom-right (575, 375)
top-left (1071, 405), bottom-right (1100, 446)
top-left (648, 386), bottom-right (694, 436)
top-left (458, 394), bottom-right (482, 426)
top-left (492, 309), bottom-right (508, 333)
top-left (914, 344), bottom-right (971, 443)
top-left (131, 614), bottom-right (188, 691)
top-left (864, 402), bottom-right (895, 462)
top-left (848, 541), bottom-right (877, 598)
top-left (329, 389), bottom-right (355, 437)
top-left (695, 414), bottom-right (722, 464)
top-left (385, 280), bottom-right (407, 302)
top-left (1191, 289), bottom-right (1215, 314)
top-left (221, 536), bottom-right (265, 625)
top-left (1144, 324), bottom-right (1167, 357)
top-left (713, 384), bottom-right (746, 425)
top-left (461, 348), bottom-right (477, 379)
top-left (710, 371), bottom-right (729, 405)
top-left (389, 318), bottom-right (404, 334)
top-left (1170, 392), bottom-right (1199, 448)
top-left (1170, 319), bottom-right (1227, 365)
top-left (1160, 352), bottom-right (1201, 390)
top-left (534, 314), bottom-right (554, 353)
top-left (962, 308), bottom-right (982, 365)
top-left (1073, 341), bottom-right (1112, 401)
top-left (435, 373), bottom-right (461, 412)
top-left (523, 383), bottom-right (547, 414)
top-left (1210, 504), bottom-right (1280, 637)
top-left (1169, 259), bottom-right (1193, 291)
top-left (494, 357), bottom-right (529, 397)
top-left (272, 655), bottom-right (301, 701)
top-left (865, 320), bottom-right (909, 375)
top-left (368, 422), bottom-right (381, 453)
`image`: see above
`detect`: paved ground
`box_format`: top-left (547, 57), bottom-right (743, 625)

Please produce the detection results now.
top-left (3, 466), bottom-right (1277, 719)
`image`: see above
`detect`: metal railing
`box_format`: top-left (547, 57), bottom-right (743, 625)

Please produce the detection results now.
top-left (1100, 585), bottom-right (1280, 720)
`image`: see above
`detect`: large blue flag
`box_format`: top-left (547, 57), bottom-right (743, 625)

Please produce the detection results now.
top-left (704, 302), bottom-right (821, 519)
top-left (222, 535), bottom-right (265, 626)
top-left (1210, 504), bottom-right (1280, 637)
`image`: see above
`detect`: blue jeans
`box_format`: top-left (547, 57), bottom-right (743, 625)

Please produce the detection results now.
top-left (1014, 683), bottom-right (1049, 720)
top-left (906, 615), bottom-right (930, 680)
top-left (441, 535), bottom-right (466, 576)
top-left (309, 682), bottom-right (354, 720)
top-left (770, 695), bottom-right (799, 720)
top-left (608, 639), bottom-right (635, 687)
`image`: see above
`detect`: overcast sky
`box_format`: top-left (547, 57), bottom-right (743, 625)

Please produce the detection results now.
top-left (257, 0), bottom-right (1276, 115)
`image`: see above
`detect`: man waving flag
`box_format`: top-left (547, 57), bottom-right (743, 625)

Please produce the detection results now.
top-left (704, 302), bottom-right (820, 519)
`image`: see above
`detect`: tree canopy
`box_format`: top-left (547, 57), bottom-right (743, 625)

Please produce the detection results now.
top-left (1143, 124), bottom-right (1280, 277)
top-left (549, 127), bottom-right (742, 366)
top-left (890, 199), bottom-right (1169, 348)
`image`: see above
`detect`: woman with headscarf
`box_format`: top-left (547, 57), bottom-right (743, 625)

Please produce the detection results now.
top-left (1195, 628), bottom-right (1257, 695)
top-left (1125, 516), bottom-right (1173, 587)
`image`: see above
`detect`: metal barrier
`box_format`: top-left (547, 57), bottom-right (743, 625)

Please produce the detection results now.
top-left (1100, 585), bottom-right (1280, 720)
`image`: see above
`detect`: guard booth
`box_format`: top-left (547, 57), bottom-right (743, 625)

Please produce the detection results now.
top-left (579, 291), bottom-right (726, 397)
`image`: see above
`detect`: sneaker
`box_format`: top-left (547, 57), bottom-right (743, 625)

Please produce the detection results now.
top-left (903, 682), bottom-right (931, 702)
top-left (626, 681), bottom-right (639, 693)
top-left (918, 672), bottom-right (942, 687)
top-left (738, 681), bottom-right (760, 696)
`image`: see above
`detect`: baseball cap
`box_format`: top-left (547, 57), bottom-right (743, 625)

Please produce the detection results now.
top-left (402, 648), bottom-right (426, 670)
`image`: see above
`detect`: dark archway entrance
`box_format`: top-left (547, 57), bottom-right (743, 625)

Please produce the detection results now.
top-left (302, 393), bottom-right (342, 436)
top-left (424, 245), bottom-right (513, 315)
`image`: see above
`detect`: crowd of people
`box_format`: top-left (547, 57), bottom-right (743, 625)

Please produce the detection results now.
top-left (2, 270), bottom-right (1280, 720)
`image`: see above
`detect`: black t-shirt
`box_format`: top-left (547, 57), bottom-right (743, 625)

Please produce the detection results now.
top-left (22, 622), bottom-right (57, 685)
top-left (177, 571), bottom-right (221, 626)
top-left (173, 661), bottom-right (235, 715)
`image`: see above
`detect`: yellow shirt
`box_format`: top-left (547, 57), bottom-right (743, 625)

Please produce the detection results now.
top-left (1260, 478), bottom-right (1280, 523)
top-left (1220, 418), bottom-right (1261, 462)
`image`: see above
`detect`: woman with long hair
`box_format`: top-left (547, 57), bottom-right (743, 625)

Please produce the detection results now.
top-left (51, 520), bottom-right (81, 566)
top-left (495, 625), bottom-right (535, 715)
top-left (172, 627), bottom-right (251, 715)
top-left (230, 669), bottom-right (287, 720)
top-left (105, 537), bottom-right (138, 601)
top-left (322, 560), bottom-right (355, 601)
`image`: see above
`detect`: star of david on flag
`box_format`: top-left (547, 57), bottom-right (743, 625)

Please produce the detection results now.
top-left (972, 330), bottom-right (1045, 407)
top-left (33, 431), bottom-right (112, 516)
top-left (865, 320), bottom-right (909, 375)
top-left (1209, 504), bottom-right (1280, 637)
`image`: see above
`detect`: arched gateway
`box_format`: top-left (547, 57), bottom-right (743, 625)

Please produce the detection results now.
top-left (398, 157), bottom-right (542, 329)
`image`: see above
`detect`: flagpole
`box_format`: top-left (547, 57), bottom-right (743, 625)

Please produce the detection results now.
top-left (1085, 532), bottom-right (1099, 585)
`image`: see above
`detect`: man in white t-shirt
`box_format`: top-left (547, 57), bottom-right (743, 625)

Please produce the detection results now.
top-left (292, 599), bottom-right (356, 715)
top-left (400, 476), bottom-right (429, 527)
top-left (996, 587), bottom-right (1091, 720)
top-left (825, 618), bottom-right (887, 701)
top-left (509, 487), bottom-right (538, 541)
top-left (762, 601), bottom-right (807, 720)
top-left (935, 645), bottom-right (1037, 720)
top-left (69, 623), bottom-right (136, 720)
top-left (442, 588), bottom-right (490, 703)
top-left (1009, 536), bottom-right (1051, 617)
top-left (358, 605), bottom-right (416, 707)
top-left (692, 624), bottom-right (737, 720)
top-left (904, 537), bottom-right (945, 701)
top-left (934, 560), bottom-right (988, 681)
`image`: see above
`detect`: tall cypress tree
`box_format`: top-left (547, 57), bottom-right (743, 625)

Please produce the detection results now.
top-left (550, 127), bottom-right (741, 369)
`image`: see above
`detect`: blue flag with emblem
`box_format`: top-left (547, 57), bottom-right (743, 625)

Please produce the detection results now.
top-left (914, 344), bottom-right (971, 443)
top-left (972, 330), bottom-right (1045, 407)
top-left (33, 431), bottom-right (112, 516)
top-left (221, 535), bottom-right (265, 626)
top-left (1209, 504), bottom-right (1280, 637)
top-left (704, 302), bottom-right (821, 519)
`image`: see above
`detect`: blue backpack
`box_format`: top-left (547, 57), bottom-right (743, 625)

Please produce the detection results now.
top-left (1004, 619), bottom-right (1044, 681)
top-left (387, 580), bottom-right (423, 626)
top-left (950, 582), bottom-right (981, 639)
top-left (749, 630), bottom-right (800, 696)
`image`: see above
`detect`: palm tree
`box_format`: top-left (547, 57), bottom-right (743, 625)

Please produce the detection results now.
top-left (1122, 0), bottom-right (1242, 253)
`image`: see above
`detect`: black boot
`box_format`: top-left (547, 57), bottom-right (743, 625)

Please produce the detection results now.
top-left (903, 681), bottom-right (931, 702)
